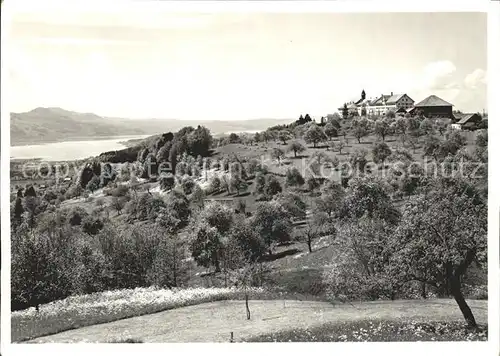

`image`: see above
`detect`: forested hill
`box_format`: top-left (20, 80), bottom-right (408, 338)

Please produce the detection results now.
top-left (11, 107), bottom-right (291, 146)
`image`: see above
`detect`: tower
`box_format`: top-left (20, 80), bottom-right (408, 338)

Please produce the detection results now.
top-left (361, 89), bottom-right (366, 100)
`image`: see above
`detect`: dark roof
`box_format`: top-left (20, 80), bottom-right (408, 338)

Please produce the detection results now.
top-left (454, 113), bottom-right (481, 125)
top-left (414, 95), bottom-right (453, 107)
top-left (370, 95), bottom-right (391, 106)
top-left (385, 94), bottom-right (405, 104)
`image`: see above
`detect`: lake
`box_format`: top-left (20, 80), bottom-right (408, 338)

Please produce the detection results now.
top-left (10, 135), bottom-right (149, 161)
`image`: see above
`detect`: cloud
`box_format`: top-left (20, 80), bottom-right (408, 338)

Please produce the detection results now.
top-left (422, 60), bottom-right (457, 90)
top-left (464, 68), bottom-right (487, 89)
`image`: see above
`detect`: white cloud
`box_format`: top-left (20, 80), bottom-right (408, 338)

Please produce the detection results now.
top-left (421, 60), bottom-right (457, 90)
top-left (464, 68), bottom-right (487, 89)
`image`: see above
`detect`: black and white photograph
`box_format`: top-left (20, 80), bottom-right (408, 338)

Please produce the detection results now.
top-left (1, 0), bottom-right (499, 353)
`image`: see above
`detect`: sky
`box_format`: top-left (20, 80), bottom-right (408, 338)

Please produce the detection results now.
top-left (7, 11), bottom-right (487, 120)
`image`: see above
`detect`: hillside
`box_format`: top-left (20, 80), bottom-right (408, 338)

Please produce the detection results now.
top-left (20, 299), bottom-right (487, 343)
top-left (10, 107), bottom-right (291, 146)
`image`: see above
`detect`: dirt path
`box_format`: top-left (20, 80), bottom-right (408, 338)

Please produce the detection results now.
top-left (24, 299), bottom-right (487, 343)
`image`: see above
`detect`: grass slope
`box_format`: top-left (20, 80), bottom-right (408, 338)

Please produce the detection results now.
top-left (23, 299), bottom-right (487, 343)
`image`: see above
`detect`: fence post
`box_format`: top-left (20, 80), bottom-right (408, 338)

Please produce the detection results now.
top-left (230, 332), bottom-right (234, 343)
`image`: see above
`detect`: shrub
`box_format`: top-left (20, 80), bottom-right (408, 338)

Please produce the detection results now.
top-left (209, 176), bottom-right (222, 194)
top-left (264, 175), bottom-right (282, 198)
top-left (67, 207), bottom-right (89, 226)
top-left (181, 175), bottom-right (196, 195)
top-left (285, 167), bottom-right (305, 187)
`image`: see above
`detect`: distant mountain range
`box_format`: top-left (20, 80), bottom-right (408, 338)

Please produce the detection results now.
top-left (10, 107), bottom-right (292, 146)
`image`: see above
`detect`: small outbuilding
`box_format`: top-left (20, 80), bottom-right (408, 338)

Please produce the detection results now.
top-left (452, 113), bottom-right (483, 130)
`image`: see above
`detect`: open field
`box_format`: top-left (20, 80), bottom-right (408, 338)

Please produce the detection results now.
top-left (22, 299), bottom-right (487, 343)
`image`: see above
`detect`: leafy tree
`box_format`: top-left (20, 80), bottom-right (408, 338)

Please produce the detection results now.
top-left (386, 110), bottom-right (396, 119)
top-left (189, 184), bottom-right (206, 210)
top-left (444, 129), bottom-right (467, 152)
top-left (271, 147), bottom-right (286, 165)
top-left (390, 188), bottom-right (486, 327)
top-left (419, 118), bottom-right (435, 136)
top-left (156, 143), bottom-right (172, 163)
top-left (304, 124), bottom-right (327, 148)
top-left (230, 174), bottom-right (248, 196)
top-left (234, 199), bottom-right (247, 214)
top-left (82, 214), bottom-right (105, 235)
top-left (374, 119), bottom-right (391, 141)
top-left (209, 175), bottom-right (222, 194)
top-left (252, 201), bottom-right (293, 254)
top-left (423, 135), bottom-right (441, 160)
top-left (278, 130), bottom-right (292, 145)
top-left (254, 172), bottom-right (267, 195)
top-left (287, 140), bottom-right (306, 158)
top-left (394, 118), bottom-right (407, 137)
top-left (476, 118), bottom-right (488, 130)
top-left (337, 140), bottom-right (346, 154)
top-left (285, 167), bottom-right (305, 187)
top-left (187, 125), bottom-right (213, 157)
top-left (13, 197), bottom-right (24, 227)
top-left (372, 142), bottom-right (392, 164)
top-left (349, 149), bottom-right (368, 172)
top-left (324, 123), bottom-right (338, 141)
top-left (230, 216), bottom-right (266, 262)
top-left (307, 176), bottom-right (321, 192)
top-left (314, 180), bottom-right (345, 218)
top-left (327, 116), bottom-right (341, 129)
top-left (191, 223), bottom-right (223, 271)
top-left (264, 175), bottom-right (282, 198)
top-left (352, 119), bottom-right (370, 144)
top-left (67, 206), bottom-right (89, 226)
top-left (408, 136), bottom-right (419, 153)
top-left (169, 143), bottom-right (179, 175)
top-left (254, 132), bottom-right (262, 143)
top-left (324, 217), bottom-right (395, 301)
top-left (190, 202), bottom-right (234, 272)
top-left (475, 129), bottom-right (487, 148)
top-left (407, 117), bottom-right (421, 136)
top-left (137, 148), bottom-right (150, 163)
top-left (341, 176), bottom-right (400, 225)
top-left (311, 151), bottom-right (330, 165)
top-left (147, 233), bottom-right (185, 288)
top-left (342, 103), bottom-right (349, 120)
top-left (159, 174), bottom-right (176, 191)
top-left (436, 121), bottom-right (447, 136)
top-left (181, 175), bottom-right (196, 195)
top-left (24, 185), bottom-right (37, 197)
top-left (165, 189), bottom-right (191, 228)
top-left (86, 175), bottom-right (100, 193)
top-left (303, 212), bottom-right (334, 253)
top-left (275, 191), bottom-right (306, 220)
top-left (112, 196), bottom-right (126, 215)
top-left (11, 230), bottom-right (72, 310)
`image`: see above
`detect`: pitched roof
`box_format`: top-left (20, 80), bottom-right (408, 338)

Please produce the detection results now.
top-left (414, 95), bottom-right (453, 107)
top-left (385, 94), bottom-right (405, 104)
top-left (454, 113), bottom-right (480, 125)
top-left (370, 95), bottom-right (391, 106)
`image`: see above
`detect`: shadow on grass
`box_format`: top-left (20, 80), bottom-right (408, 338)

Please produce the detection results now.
top-left (108, 338), bottom-right (144, 343)
top-left (234, 191), bottom-right (251, 198)
top-left (260, 248), bottom-right (301, 262)
top-left (290, 155), bottom-right (310, 159)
